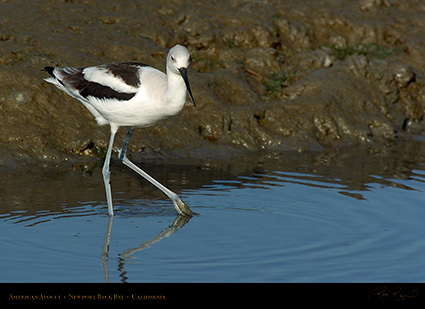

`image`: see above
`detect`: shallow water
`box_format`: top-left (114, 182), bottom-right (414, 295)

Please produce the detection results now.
top-left (1, 143), bottom-right (425, 283)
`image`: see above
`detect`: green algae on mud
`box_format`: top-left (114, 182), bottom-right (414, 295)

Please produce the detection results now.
top-left (0, 0), bottom-right (424, 167)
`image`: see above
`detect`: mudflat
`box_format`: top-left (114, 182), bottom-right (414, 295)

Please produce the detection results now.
top-left (0, 0), bottom-right (424, 167)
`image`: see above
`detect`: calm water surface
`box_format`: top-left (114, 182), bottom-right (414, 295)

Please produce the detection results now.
top-left (1, 143), bottom-right (425, 283)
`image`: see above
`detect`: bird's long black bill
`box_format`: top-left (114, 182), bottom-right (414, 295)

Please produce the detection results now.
top-left (178, 67), bottom-right (196, 107)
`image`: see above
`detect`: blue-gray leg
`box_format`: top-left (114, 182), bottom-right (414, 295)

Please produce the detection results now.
top-left (102, 125), bottom-right (119, 216)
top-left (118, 127), bottom-right (194, 216)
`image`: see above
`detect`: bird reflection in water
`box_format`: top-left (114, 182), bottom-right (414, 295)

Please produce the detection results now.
top-left (100, 215), bottom-right (192, 283)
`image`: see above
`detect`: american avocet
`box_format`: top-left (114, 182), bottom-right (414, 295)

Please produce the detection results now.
top-left (44, 45), bottom-right (196, 216)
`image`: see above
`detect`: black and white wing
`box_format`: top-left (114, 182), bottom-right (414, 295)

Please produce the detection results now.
top-left (44, 62), bottom-right (148, 102)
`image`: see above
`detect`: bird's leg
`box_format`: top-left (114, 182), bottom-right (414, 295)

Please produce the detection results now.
top-left (102, 125), bottom-right (118, 216)
top-left (118, 127), bottom-right (194, 217)
top-left (118, 126), bottom-right (134, 161)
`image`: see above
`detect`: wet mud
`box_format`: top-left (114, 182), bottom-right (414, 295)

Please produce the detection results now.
top-left (1, 139), bottom-right (424, 218)
top-left (0, 0), bottom-right (425, 168)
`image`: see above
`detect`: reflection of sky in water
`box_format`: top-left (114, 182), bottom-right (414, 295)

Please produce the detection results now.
top-left (1, 148), bottom-right (425, 283)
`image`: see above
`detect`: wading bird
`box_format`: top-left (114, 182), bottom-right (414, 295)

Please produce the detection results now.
top-left (44, 45), bottom-right (196, 216)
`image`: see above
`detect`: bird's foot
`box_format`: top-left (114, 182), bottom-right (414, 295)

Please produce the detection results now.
top-left (173, 197), bottom-right (195, 217)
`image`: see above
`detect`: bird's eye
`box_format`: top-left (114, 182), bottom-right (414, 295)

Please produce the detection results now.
top-left (170, 55), bottom-right (175, 61)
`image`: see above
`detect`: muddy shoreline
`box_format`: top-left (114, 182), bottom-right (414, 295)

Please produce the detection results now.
top-left (0, 0), bottom-right (424, 168)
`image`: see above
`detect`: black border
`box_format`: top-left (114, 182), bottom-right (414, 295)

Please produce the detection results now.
top-left (2, 283), bottom-right (424, 306)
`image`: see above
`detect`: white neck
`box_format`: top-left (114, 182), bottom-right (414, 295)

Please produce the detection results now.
top-left (165, 69), bottom-right (187, 115)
